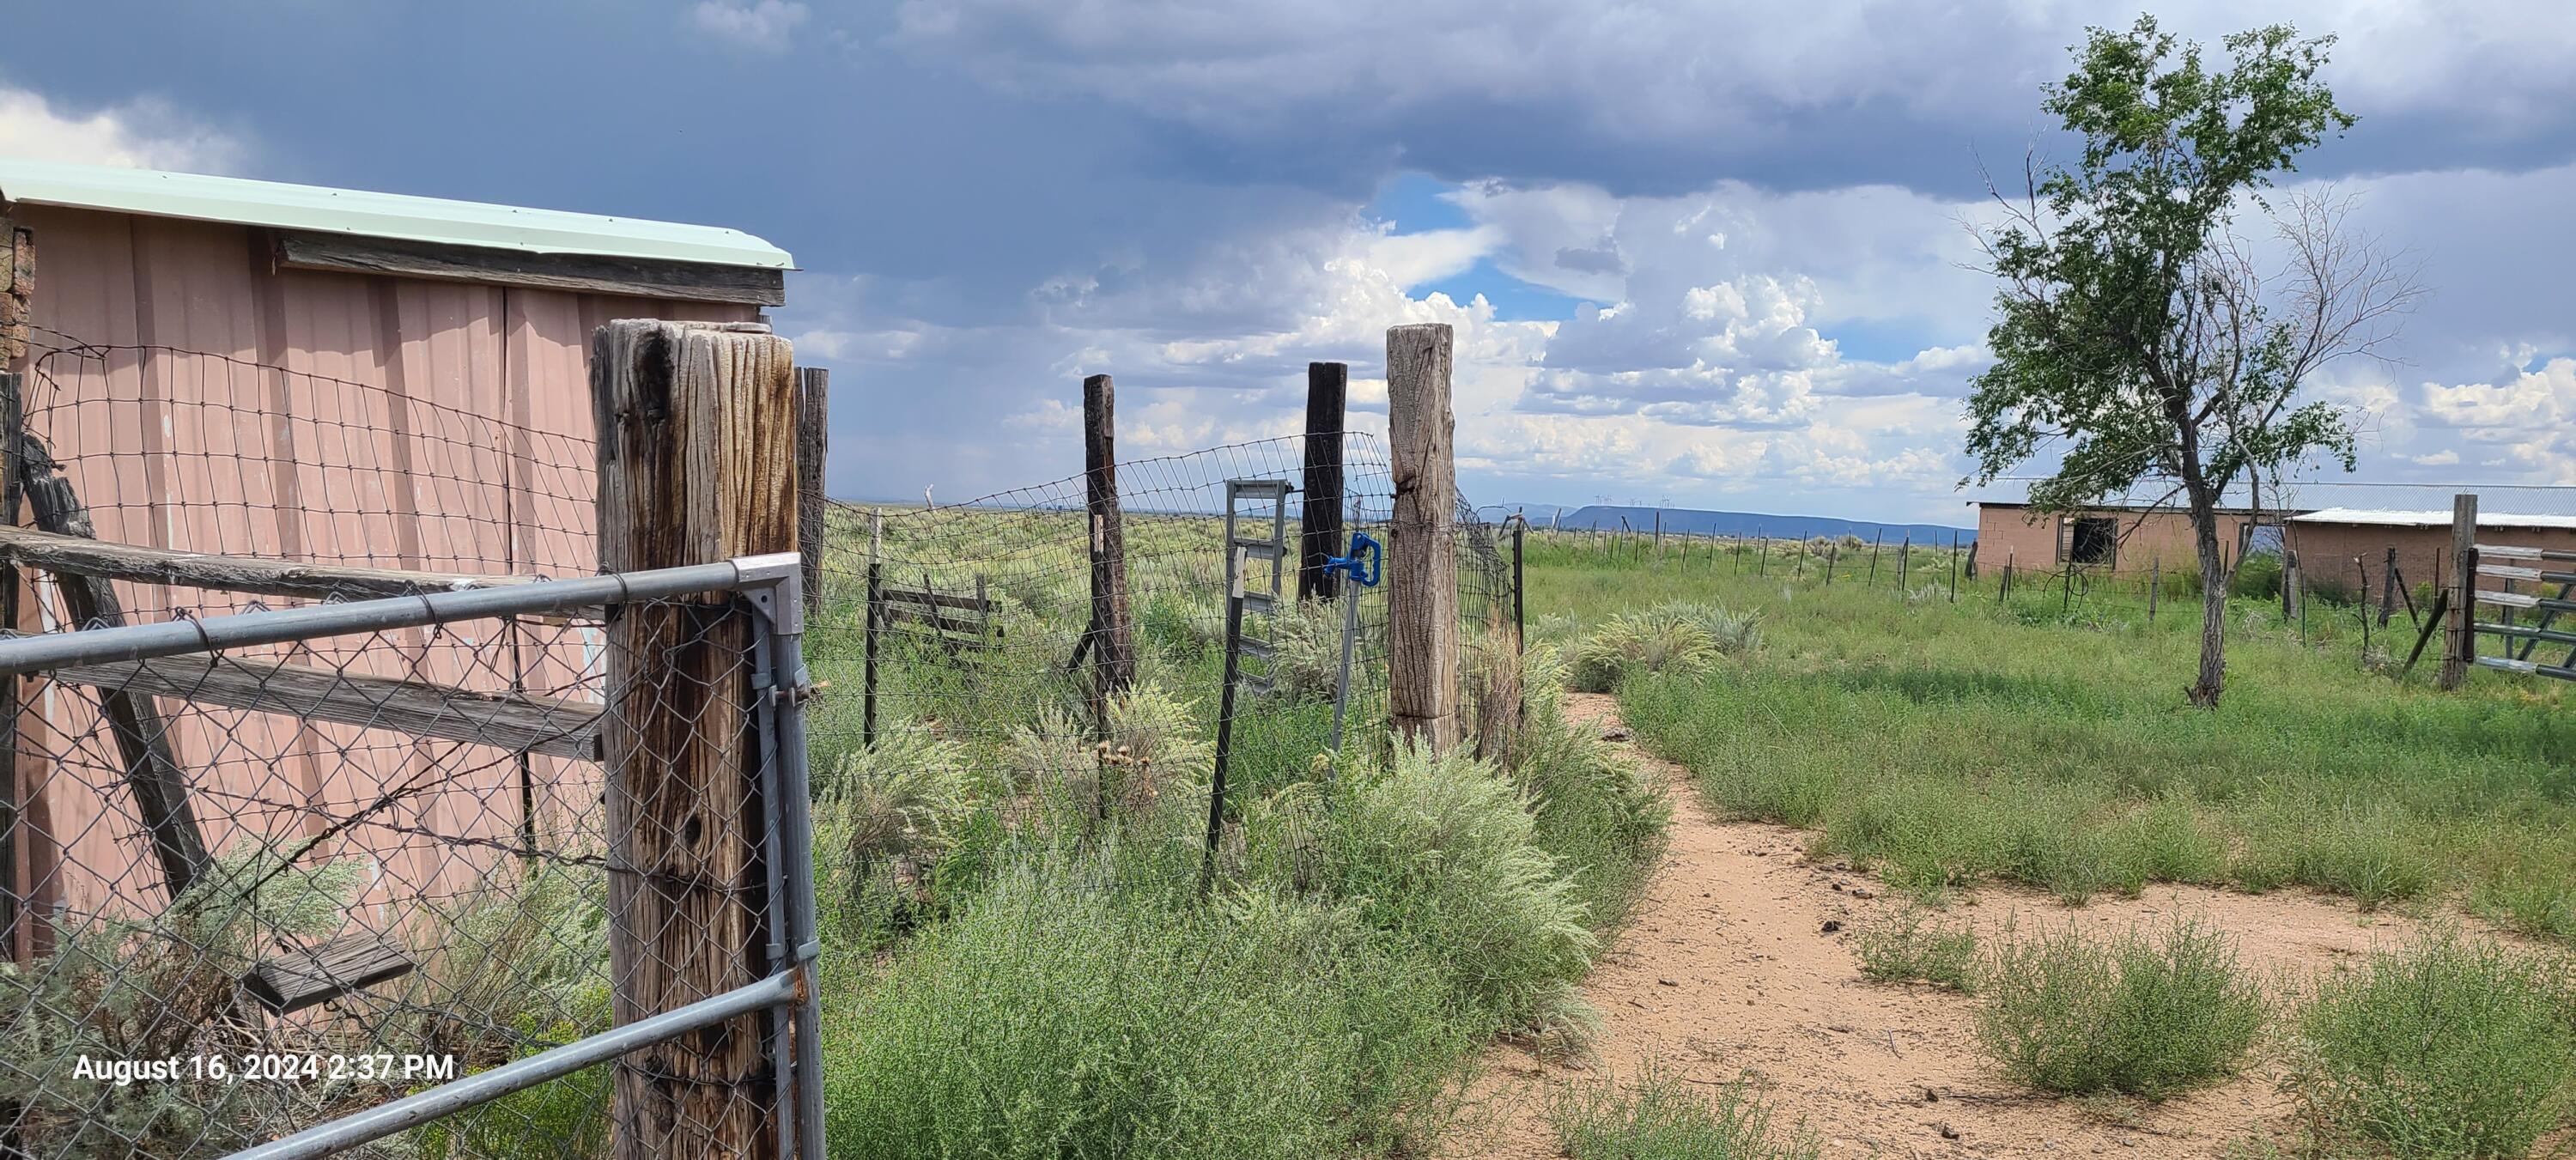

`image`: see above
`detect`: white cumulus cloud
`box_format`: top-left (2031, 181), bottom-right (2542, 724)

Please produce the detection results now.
top-left (0, 82), bottom-right (242, 172)
top-left (690, 0), bottom-right (811, 52)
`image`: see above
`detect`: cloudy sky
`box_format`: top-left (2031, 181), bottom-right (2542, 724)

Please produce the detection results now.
top-left (6, 1), bottom-right (2574, 525)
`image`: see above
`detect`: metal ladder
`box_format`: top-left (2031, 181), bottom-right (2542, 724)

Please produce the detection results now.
top-left (1222, 478), bottom-right (1291, 695)
top-left (1206, 478), bottom-right (1293, 888)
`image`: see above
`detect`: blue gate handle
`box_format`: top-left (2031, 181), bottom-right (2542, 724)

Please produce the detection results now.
top-left (1323, 532), bottom-right (1382, 587)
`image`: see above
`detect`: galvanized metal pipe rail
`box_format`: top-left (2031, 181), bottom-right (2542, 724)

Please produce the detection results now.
top-left (0, 558), bottom-right (762, 677)
top-left (223, 970), bottom-right (801, 1160)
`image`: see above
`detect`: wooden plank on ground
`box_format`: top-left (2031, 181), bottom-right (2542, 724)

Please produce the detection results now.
top-left (243, 932), bottom-right (416, 1015)
top-left (52, 654), bottom-right (603, 761)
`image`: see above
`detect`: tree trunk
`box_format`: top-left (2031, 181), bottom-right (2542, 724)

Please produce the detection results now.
top-left (2186, 494), bottom-right (2227, 708)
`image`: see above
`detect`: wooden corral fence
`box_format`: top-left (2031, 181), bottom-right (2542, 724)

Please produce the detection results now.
top-left (878, 575), bottom-right (1003, 649)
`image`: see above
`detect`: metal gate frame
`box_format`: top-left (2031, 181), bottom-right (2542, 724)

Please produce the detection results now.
top-left (0, 553), bottom-right (824, 1160)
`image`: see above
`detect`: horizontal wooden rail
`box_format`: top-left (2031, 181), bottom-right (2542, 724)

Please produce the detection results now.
top-left (880, 604), bottom-right (999, 639)
top-left (878, 586), bottom-right (998, 614)
top-left (52, 654), bottom-right (602, 761)
top-left (0, 526), bottom-right (538, 603)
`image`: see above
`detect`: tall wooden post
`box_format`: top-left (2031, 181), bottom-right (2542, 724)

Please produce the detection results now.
top-left (1298, 362), bottom-right (1346, 603)
top-left (862, 511), bottom-right (881, 749)
top-left (1387, 324), bottom-right (1459, 750)
top-left (593, 319), bottom-right (795, 1160)
top-left (2439, 493), bottom-right (2477, 690)
top-left (794, 367), bottom-right (828, 616)
top-left (1083, 374), bottom-right (1135, 733)
top-left (0, 368), bottom-right (18, 953)
top-left (3, 226), bottom-right (28, 951)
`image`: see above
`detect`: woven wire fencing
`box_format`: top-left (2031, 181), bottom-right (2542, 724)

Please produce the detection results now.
top-left (0, 563), bottom-right (818, 1160)
top-left (17, 334), bottom-right (598, 615)
top-left (797, 434), bottom-right (1525, 927)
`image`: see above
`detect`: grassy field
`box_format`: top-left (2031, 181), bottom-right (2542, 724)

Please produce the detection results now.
top-left (797, 508), bottom-right (1672, 1159)
top-left (1524, 532), bottom-right (2576, 944)
top-left (1534, 534), bottom-right (2576, 1157)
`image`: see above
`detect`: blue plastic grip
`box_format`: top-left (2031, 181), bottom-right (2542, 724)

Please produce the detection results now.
top-left (1323, 532), bottom-right (1382, 587)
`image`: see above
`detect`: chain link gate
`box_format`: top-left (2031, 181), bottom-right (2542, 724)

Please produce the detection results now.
top-left (0, 555), bottom-right (823, 1160)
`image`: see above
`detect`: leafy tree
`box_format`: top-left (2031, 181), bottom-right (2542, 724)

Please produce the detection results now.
top-left (1965, 15), bottom-right (2419, 707)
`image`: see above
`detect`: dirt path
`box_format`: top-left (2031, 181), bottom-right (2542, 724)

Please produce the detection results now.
top-left (1448, 692), bottom-right (2475, 1160)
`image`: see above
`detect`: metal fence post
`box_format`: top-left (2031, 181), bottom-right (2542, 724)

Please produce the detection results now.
top-left (743, 558), bottom-right (824, 1160)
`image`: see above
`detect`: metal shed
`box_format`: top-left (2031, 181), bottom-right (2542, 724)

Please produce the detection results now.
top-left (0, 161), bottom-right (793, 951)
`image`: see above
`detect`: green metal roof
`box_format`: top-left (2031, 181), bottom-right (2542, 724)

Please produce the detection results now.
top-left (0, 159), bottom-right (792, 270)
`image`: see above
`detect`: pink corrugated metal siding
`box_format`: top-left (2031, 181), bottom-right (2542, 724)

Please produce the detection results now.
top-left (8, 205), bottom-right (756, 933)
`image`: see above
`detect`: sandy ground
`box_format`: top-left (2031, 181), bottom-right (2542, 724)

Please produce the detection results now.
top-left (1444, 691), bottom-right (2491, 1160)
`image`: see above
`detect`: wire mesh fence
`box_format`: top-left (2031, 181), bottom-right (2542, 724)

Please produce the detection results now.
top-left (0, 561), bottom-right (819, 1160)
top-left (796, 434), bottom-right (1526, 924)
top-left (16, 332), bottom-right (597, 622)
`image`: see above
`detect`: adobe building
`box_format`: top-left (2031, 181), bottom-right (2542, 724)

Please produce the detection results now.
top-left (1973, 488), bottom-right (2576, 599)
top-left (1973, 499), bottom-right (2260, 576)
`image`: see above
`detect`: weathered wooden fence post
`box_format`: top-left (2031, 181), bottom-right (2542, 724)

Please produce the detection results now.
top-left (0, 367), bottom-right (18, 953)
top-left (1387, 324), bottom-right (1459, 750)
top-left (863, 510), bottom-right (881, 748)
top-left (1298, 361), bottom-right (1346, 603)
top-left (795, 367), bottom-right (828, 616)
top-left (593, 319), bottom-right (795, 1160)
top-left (2439, 493), bottom-right (2477, 690)
top-left (2379, 545), bottom-right (2399, 628)
top-left (2282, 550), bottom-right (2303, 622)
top-left (1083, 374), bottom-right (1135, 733)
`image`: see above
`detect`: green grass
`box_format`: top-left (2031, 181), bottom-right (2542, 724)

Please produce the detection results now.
top-left (1972, 914), bottom-right (2266, 1099)
top-left (1851, 905), bottom-right (1979, 991)
top-left (821, 868), bottom-right (1478, 1158)
top-left (794, 512), bottom-right (1669, 1158)
top-left (1546, 1067), bottom-right (1820, 1160)
top-left (1523, 535), bottom-right (2576, 940)
top-left (2292, 930), bottom-right (2576, 1159)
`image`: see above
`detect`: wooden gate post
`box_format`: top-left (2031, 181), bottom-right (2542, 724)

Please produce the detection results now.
top-left (1083, 374), bottom-right (1135, 733)
top-left (1387, 324), bottom-right (1460, 750)
top-left (593, 319), bottom-right (796, 1160)
top-left (1298, 361), bottom-right (1346, 603)
top-left (795, 367), bottom-right (828, 616)
top-left (2439, 493), bottom-right (2477, 690)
